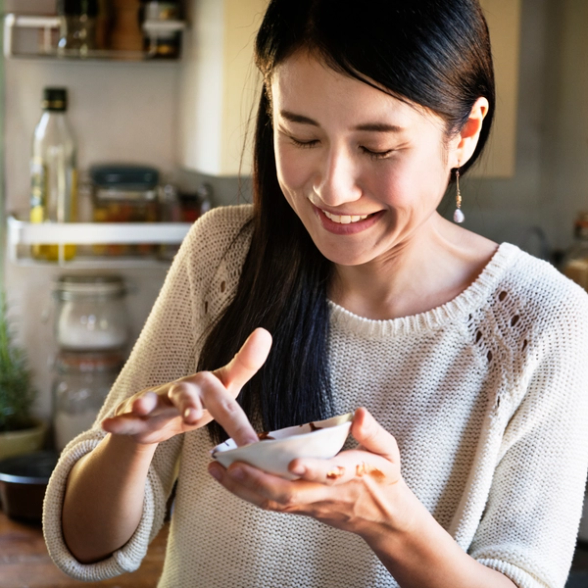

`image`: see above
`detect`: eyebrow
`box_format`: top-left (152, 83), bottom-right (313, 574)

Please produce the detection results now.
top-left (280, 110), bottom-right (404, 133)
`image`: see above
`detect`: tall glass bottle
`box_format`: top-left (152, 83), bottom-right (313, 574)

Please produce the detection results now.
top-left (30, 87), bottom-right (78, 261)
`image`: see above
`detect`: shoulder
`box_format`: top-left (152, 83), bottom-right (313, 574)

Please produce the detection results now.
top-left (178, 204), bottom-right (254, 319)
top-left (480, 244), bottom-right (588, 380)
top-left (496, 244), bottom-right (588, 329)
top-left (185, 204), bottom-right (254, 248)
top-left (181, 204), bottom-right (254, 270)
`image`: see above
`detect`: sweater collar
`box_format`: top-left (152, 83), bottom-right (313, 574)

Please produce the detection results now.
top-left (328, 242), bottom-right (520, 338)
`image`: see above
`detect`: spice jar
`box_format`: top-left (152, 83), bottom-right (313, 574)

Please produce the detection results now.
top-left (91, 164), bottom-right (160, 257)
top-left (141, 0), bottom-right (181, 58)
top-left (158, 182), bottom-right (212, 261)
top-left (57, 0), bottom-right (99, 56)
top-left (53, 275), bottom-right (130, 351)
top-left (52, 350), bottom-right (124, 450)
top-left (561, 212), bottom-right (588, 292)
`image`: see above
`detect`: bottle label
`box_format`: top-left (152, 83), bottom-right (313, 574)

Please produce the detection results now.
top-left (30, 158), bottom-right (47, 223)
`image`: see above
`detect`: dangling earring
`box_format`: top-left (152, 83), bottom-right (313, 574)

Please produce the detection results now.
top-left (453, 168), bottom-right (465, 224)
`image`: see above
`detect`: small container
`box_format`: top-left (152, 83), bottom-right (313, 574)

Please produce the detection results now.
top-left (57, 0), bottom-right (99, 56)
top-left (52, 350), bottom-right (124, 451)
top-left (211, 413), bottom-right (353, 480)
top-left (561, 212), bottom-right (588, 291)
top-left (179, 183), bottom-right (212, 223)
top-left (158, 182), bottom-right (212, 260)
top-left (141, 0), bottom-right (181, 59)
top-left (0, 451), bottom-right (59, 522)
top-left (111, 0), bottom-right (143, 52)
top-left (91, 164), bottom-right (159, 256)
top-left (53, 274), bottom-right (130, 351)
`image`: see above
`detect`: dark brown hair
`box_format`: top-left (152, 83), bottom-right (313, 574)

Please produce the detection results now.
top-left (200, 0), bottom-right (496, 443)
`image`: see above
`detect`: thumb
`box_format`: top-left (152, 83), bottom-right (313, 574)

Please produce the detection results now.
top-left (214, 328), bottom-right (273, 393)
top-left (352, 407), bottom-right (400, 464)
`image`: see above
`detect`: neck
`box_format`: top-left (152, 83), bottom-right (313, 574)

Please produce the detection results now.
top-left (329, 214), bottom-right (498, 320)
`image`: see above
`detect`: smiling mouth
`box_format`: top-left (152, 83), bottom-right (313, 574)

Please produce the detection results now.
top-left (322, 210), bottom-right (373, 224)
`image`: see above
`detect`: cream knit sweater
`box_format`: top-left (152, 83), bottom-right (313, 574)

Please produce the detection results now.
top-left (44, 205), bottom-right (588, 588)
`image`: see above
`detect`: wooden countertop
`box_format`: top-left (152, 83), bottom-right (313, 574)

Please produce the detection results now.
top-left (0, 509), bottom-right (168, 588)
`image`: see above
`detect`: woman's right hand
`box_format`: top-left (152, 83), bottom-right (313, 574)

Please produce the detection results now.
top-left (101, 328), bottom-right (272, 447)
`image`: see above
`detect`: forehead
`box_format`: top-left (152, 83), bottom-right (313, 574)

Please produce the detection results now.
top-left (270, 50), bottom-right (443, 131)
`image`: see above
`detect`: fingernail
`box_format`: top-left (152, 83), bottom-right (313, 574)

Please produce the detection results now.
top-left (290, 464), bottom-right (305, 476)
top-left (184, 408), bottom-right (196, 422)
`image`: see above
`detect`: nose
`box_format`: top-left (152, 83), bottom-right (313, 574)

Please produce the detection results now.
top-left (313, 145), bottom-right (362, 208)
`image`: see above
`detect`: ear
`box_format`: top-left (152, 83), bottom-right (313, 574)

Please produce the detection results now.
top-left (451, 97), bottom-right (490, 168)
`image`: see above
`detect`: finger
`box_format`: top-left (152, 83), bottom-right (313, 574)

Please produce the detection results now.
top-left (199, 373), bottom-right (258, 445)
top-left (185, 372), bottom-right (258, 446)
top-left (214, 328), bottom-right (273, 393)
top-left (351, 407), bottom-right (400, 463)
top-left (167, 379), bottom-right (207, 424)
top-left (289, 449), bottom-right (394, 485)
top-left (209, 461), bottom-right (330, 512)
top-left (208, 462), bottom-right (280, 510)
top-left (101, 408), bottom-right (178, 436)
top-left (131, 391), bottom-right (163, 415)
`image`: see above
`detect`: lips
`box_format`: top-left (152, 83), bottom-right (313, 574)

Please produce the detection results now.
top-left (314, 205), bottom-right (383, 235)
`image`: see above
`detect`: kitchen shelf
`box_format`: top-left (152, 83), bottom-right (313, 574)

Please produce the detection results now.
top-left (4, 13), bottom-right (186, 61)
top-left (7, 216), bottom-right (192, 268)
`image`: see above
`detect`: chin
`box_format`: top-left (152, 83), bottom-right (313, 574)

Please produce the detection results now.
top-left (312, 243), bottom-right (374, 267)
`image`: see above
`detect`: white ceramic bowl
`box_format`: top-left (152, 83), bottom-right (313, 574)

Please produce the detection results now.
top-left (211, 412), bottom-right (354, 480)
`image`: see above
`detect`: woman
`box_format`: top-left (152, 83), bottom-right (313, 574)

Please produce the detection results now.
top-left (43, 1), bottom-right (588, 587)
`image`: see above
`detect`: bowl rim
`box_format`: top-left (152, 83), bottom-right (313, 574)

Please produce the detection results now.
top-left (211, 412), bottom-right (354, 457)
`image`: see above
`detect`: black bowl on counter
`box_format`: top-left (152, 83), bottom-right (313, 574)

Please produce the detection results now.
top-left (0, 451), bottom-right (59, 523)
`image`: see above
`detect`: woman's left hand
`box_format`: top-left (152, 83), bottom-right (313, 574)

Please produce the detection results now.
top-left (207, 407), bottom-right (410, 537)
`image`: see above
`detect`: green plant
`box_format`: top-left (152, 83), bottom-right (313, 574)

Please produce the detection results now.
top-left (0, 292), bottom-right (37, 432)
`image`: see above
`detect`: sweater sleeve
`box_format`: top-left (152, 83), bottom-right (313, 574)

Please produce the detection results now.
top-left (469, 283), bottom-right (588, 588)
top-left (42, 205), bottom-right (253, 582)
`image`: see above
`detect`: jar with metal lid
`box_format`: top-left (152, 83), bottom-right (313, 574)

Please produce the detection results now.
top-left (141, 1), bottom-right (181, 59)
top-left (53, 275), bottom-right (130, 351)
top-left (52, 350), bottom-right (124, 450)
top-left (90, 164), bottom-right (160, 257)
top-left (561, 212), bottom-right (588, 292)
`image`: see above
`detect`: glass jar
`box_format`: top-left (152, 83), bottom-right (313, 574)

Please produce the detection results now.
top-left (57, 0), bottom-right (99, 56)
top-left (52, 350), bottom-right (124, 450)
top-left (561, 212), bottom-right (588, 292)
top-left (90, 164), bottom-right (160, 257)
top-left (53, 275), bottom-right (130, 351)
top-left (141, 1), bottom-right (181, 59)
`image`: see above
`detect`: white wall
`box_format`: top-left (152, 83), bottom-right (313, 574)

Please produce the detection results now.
top-left (462, 0), bottom-right (588, 256)
top-left (3, 58), bottom-right (182, 420)
top-left (4, 0), bottom-right (588, 423)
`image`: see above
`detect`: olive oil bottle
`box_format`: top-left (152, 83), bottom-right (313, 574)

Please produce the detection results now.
top-left (30, 87), bottom-right (77, 261)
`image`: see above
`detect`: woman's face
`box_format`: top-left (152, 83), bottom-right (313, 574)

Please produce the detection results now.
top-left (271, 51), bottom-right (461, 267)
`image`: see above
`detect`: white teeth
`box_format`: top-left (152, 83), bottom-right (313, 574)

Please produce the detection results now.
top-left (323, 210), bottom-right (369, 224)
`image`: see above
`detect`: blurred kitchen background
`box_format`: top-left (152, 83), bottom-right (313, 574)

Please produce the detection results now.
top-left (2, 0), bottom-right (588, 465)
top-left (4, 0), bottom-right (588, 456)
top-left (2, 0), bottom-right (588, 585)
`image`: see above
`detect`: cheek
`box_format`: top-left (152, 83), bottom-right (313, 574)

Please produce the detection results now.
top-left (365, 150), bottom-right (447, 209)
top-left (275, 143), bottom-right (313, 195)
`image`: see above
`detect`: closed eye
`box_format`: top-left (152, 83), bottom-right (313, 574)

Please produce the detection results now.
top-left (360, 146), bottom-right (394, 160)
top-left (289, 136), bottom-right (319, 149)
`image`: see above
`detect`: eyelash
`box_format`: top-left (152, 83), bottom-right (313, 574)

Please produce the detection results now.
top-left (288, 136), bottom-right (393, 160)
top-left (360, 146), bottom-right (394, 160)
